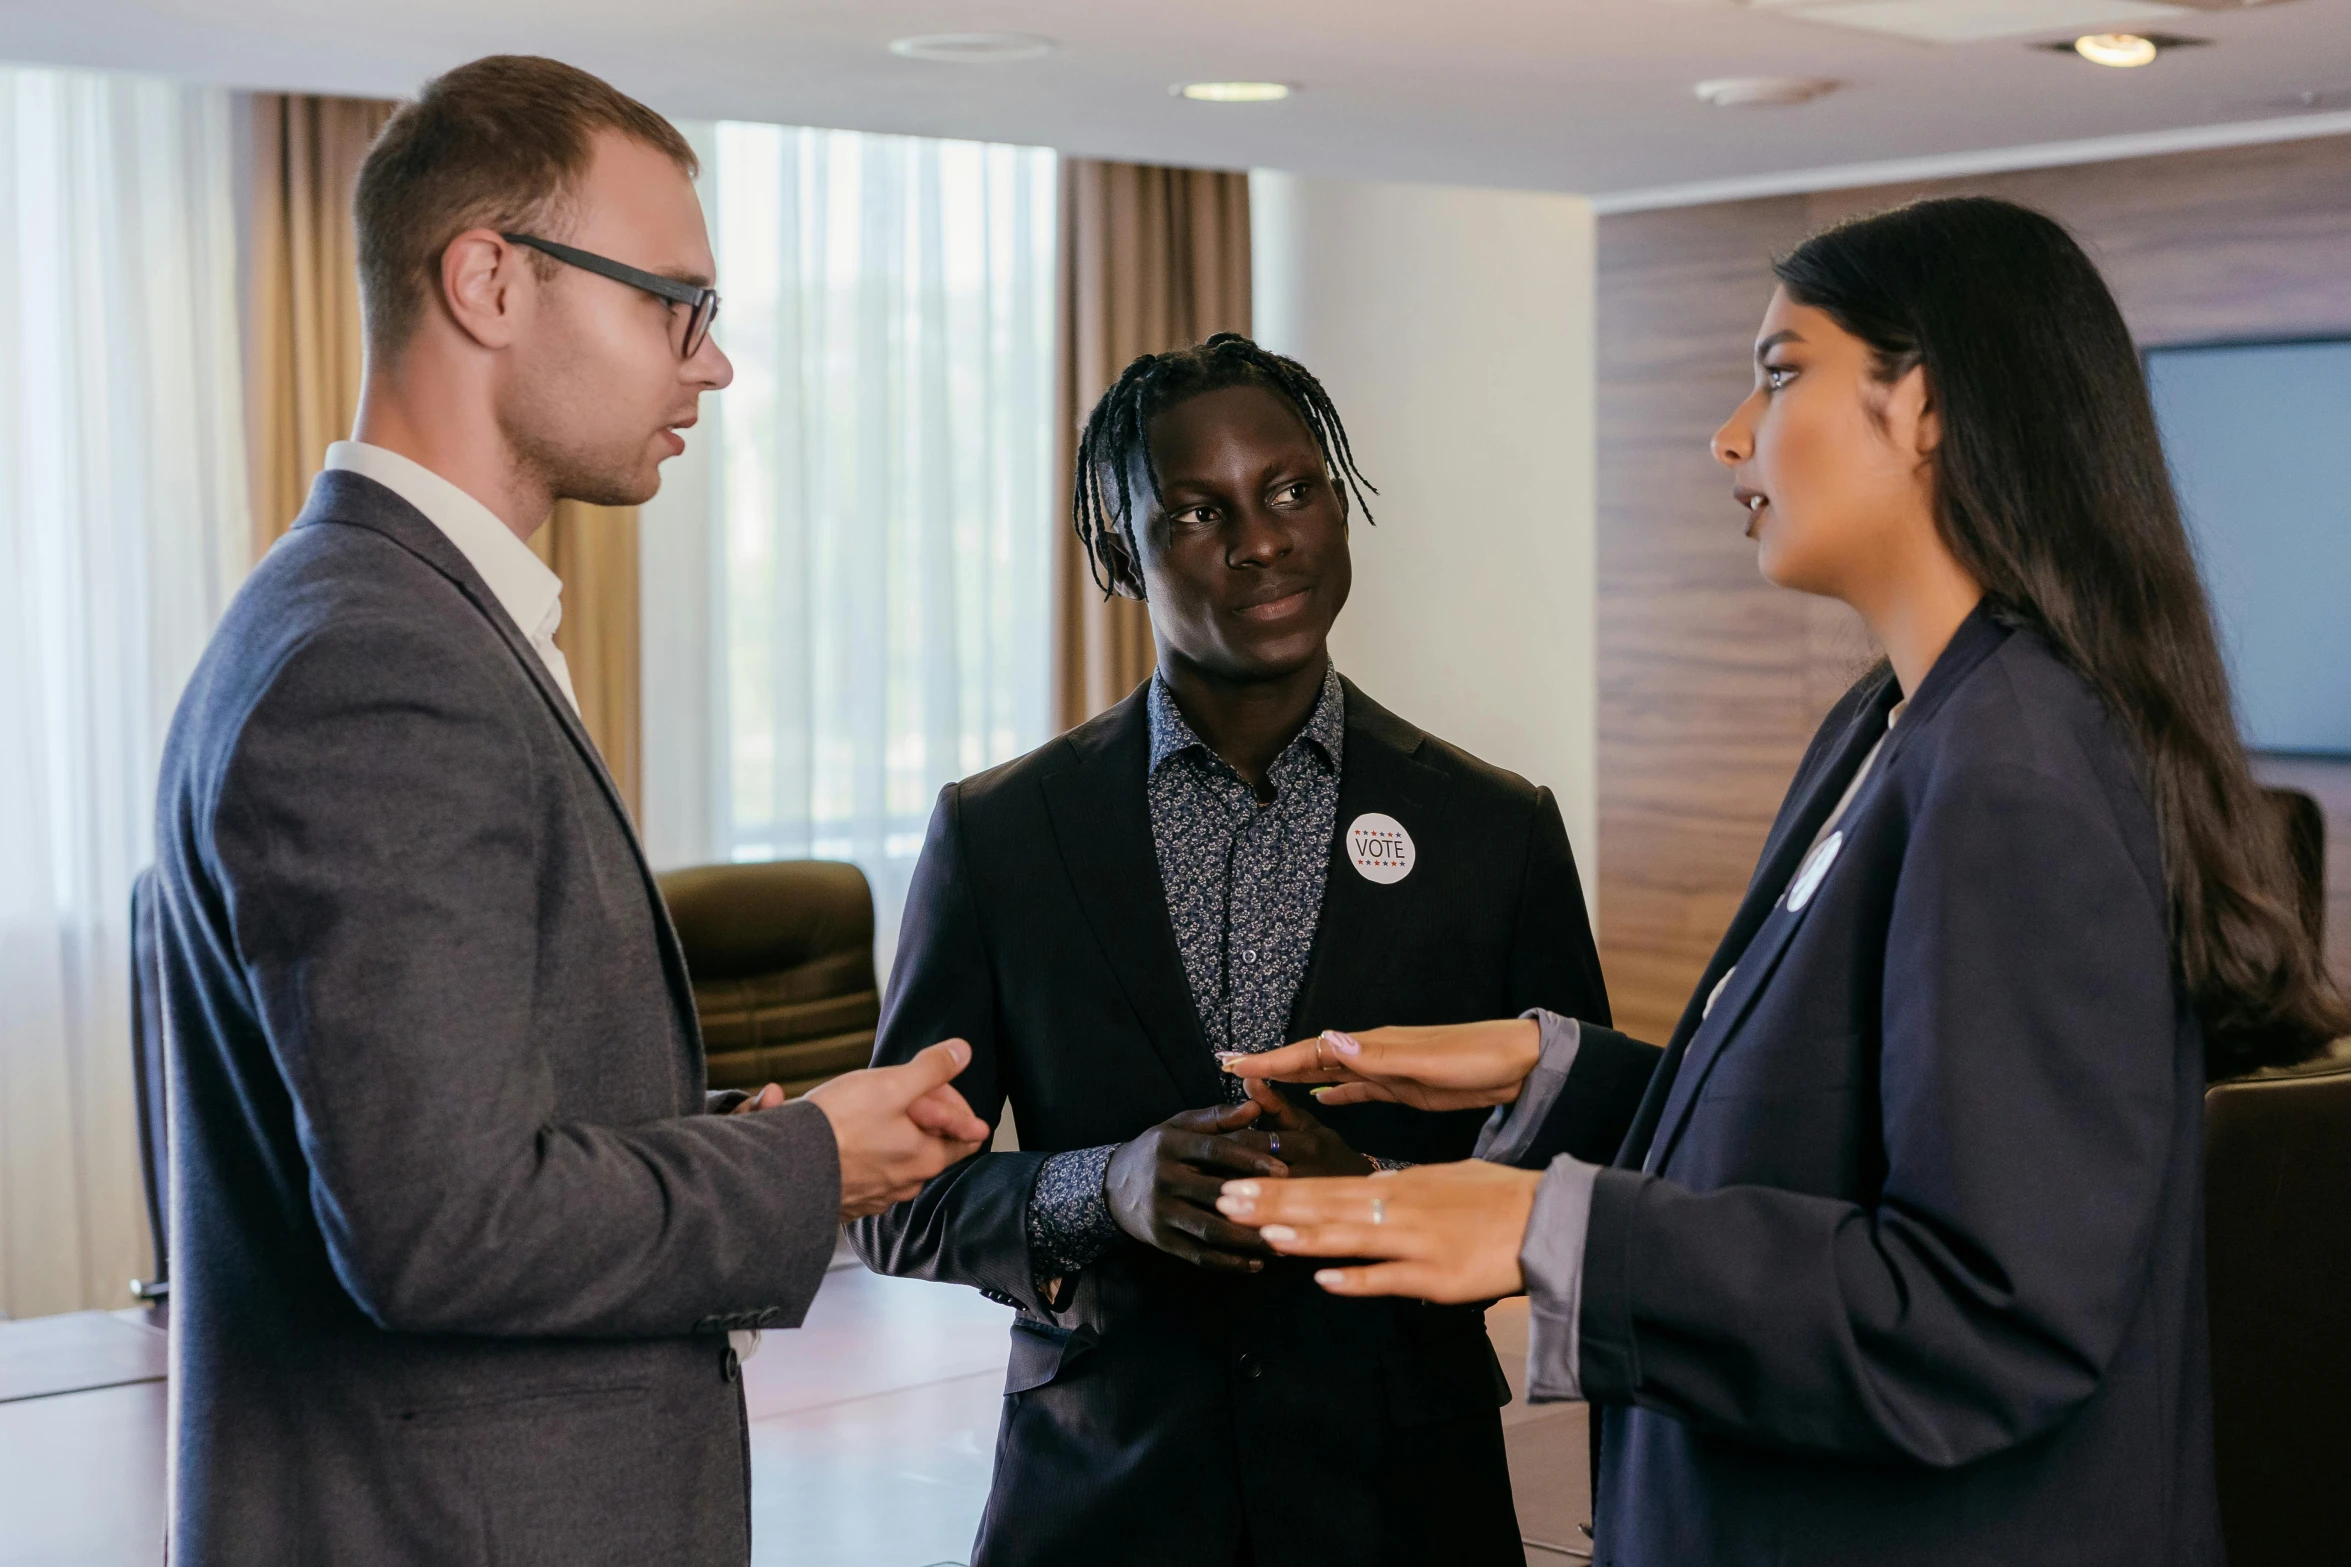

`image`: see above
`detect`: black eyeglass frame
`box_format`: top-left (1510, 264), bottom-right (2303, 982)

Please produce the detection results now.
top-left (502, 232), bottom-right (720, 357)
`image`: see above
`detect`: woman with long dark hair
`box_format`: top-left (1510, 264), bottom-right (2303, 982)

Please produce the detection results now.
top-left (1216, 196), bottom-right (2346, 1565)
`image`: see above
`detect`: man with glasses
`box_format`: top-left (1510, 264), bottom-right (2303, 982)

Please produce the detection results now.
top-left (153, 54), bottom-right (988, 1566)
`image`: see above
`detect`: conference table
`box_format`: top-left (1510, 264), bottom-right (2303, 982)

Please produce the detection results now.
top-left (0, 1269), bottom-right (1591, 1566)
top-left (0, 1307), bottom-right (169, 1566)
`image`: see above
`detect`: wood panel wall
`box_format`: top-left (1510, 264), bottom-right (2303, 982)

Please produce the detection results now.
top-left (1596, 132), bottom-right (2351, 1043)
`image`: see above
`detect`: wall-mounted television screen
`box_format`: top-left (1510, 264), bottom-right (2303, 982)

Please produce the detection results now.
top-left (2146, 338), bottom-right (2351, 757)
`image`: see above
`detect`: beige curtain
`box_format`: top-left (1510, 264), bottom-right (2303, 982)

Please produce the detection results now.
top-left (247, 92), bottom-right (396, 554)
top-left (1052, 160), bottom-right (1253, 730)
top-left (244, 92), bottom-right (644, 819)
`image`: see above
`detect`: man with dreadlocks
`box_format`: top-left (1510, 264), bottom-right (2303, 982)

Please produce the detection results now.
top-left (851, 333), bottom-right (1612, 1566)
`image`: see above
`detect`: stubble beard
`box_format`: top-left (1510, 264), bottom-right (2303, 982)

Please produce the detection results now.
top-left (500, 358), bottom-right (662, 511)
top-left (507, 417), bottom-right (657, 510)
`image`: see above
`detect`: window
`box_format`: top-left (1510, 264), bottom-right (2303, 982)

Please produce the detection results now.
top-left (641, 125), bottom-right (1056, 973)
top-left (0, 65), bottom-right (248, 1316)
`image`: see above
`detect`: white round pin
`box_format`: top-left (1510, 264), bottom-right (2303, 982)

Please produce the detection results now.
top-left (1785, 829), bottom-right (1843, 913)
top-left (1346, 813), bottom-right (1416, 885)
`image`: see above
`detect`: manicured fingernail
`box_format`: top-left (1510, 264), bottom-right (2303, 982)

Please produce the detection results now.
top-left (1260, 1225), bottom-right (1296, 1244)
top-left (1218, 1196), bottom-right (1254, 1218)
top-left (1215, 1052), bottom-right (1244, 1070)
top-left (1247, 1259), bottom-right (1263, 1271)
top-left (1315, 1269), bottom-right (1347, 1288)
top-left (1323, 1030), bottom-right (1360, 1056)
top-left (1225, 1181), bottom-right (1260, 1198)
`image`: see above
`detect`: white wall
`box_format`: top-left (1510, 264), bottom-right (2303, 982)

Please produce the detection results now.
top-left (1250, 172), bottom-right (1600, 910)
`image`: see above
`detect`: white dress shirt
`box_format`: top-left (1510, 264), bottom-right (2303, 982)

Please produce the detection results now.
top-left (322, 441), bottom-right (580, 714)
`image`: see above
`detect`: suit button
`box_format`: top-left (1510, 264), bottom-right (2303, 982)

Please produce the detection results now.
top-left (722, 1347), bottom-right (741, 1384)
top-left (1237, 1352), bottom-right (1262, 1380)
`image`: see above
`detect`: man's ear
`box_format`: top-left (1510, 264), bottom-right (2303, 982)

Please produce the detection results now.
top-left (1100, 521), bottom-right (1147, 601)
top-left (439, 228), bottom-right (529, 351)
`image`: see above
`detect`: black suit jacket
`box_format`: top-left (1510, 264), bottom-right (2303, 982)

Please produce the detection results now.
top-left (850, 678), bottom-right (1610, 1567)
top-left (1515, 606), bottom-right (2222, 1566)
top-left (154, 471), bottom-right (842, 1566)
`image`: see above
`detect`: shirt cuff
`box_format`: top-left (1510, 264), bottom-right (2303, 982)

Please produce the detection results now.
top-left (1520, 1152), bottom-right (1601, 1404)
top-left (1026, 1143), bottom-right (1121, 1291)
top-left (1473, 1009), bottom-right (1583, 1166)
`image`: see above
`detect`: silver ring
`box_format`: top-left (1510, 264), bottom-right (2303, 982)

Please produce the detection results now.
top-left (1268, 1133), bottom-right (1282, 1156)
top-left (1369, 1197), bottom-right (1386, 1226)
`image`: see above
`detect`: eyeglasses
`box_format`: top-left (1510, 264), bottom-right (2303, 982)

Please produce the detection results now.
top-left (502, 232), bottom-right (721, 358)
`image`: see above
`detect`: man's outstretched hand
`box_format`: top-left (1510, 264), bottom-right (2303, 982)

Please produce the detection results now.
top-left (730, 1083), bottom-right (786, 1114)
top-left (803, 1040), bottom-right (991, 1220)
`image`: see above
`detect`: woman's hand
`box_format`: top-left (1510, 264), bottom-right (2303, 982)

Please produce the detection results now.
top-left (1218, 1019), bottom-right (1543, 1112)
top-left (1225, 1078), bottom-right (1378, 1178)
top-left (1214, 1160), bottom-right (1542, 1303)
top-left (1105, 1103), bottom-right (1289, 1272)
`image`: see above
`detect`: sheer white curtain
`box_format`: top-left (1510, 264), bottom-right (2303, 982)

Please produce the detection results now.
top-left (0, 68), bottom-right (249, 1318)
top-left (642, 124), bottom-right (1055, 978)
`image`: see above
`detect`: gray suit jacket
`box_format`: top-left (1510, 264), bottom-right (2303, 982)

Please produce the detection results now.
top-left (154, 469), bottom-right (841, 1566)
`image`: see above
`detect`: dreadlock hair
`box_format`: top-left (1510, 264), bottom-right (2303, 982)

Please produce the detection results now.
top-left (1072, 332), bottom-right (1376, 599)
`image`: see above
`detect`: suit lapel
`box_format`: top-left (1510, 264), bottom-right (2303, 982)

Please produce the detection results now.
top-left (1288, 681), bottom-right (1452, 1036)
top-left (1630, 606), bottom-right (2015, 1173)
top-left (301, 474), bottom-right (640, 847)
top-left (1640, 842), bottom-right (1855, 1174)
top-left (1038, 691), bottom-right (1225, 1106)
top-left (295, 471), bottom-right (708, 1069)
top-left (1617, 672), bottom-right (1900, 1169)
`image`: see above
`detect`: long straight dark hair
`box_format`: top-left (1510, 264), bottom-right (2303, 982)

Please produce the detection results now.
top-left (1776, 196), bottom-right (2347, 1075)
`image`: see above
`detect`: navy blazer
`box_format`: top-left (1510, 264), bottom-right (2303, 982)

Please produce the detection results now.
top-left (851, 680), bottom-right (1611, 1567)
top-left (1524, 605), bottom-right (2221, 1566)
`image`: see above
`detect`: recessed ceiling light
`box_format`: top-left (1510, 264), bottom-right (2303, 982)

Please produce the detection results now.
top-left (1174, 81), bottom-right (1294, 103)
top-left (2074, 31), bottom-right (2159, 65)
top-left (888, 33), bottom-right (1055, 64)
top-left (1694, 76), bottom-right (1841, 107)
top-left (2037, 31), bottom-right (2208, 64)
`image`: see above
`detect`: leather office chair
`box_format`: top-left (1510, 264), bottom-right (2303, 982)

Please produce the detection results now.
top-left (2203, 789), bottom-right (2345, 1566)
top-left (655, 860), bottom-right (882, 1097)
top-left (129, 867), bottom-right (170, 1305)
top-left (2205, 1051), bottom-right (2351, 1567)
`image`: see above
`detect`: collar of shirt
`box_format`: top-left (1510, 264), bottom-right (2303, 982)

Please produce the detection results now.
top-left (1146, 662), bottom-right (1346, 784)
top-left (324, 441), bottom-right (566, 653)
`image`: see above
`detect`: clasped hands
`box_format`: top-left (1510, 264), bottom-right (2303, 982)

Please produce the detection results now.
top-left (726, 1015), bottom-right (1559, 1279)
top-left (731, 1040), bottom-right (993, 1222)
top-left (1106, 1079), bottom-right (1374, 1272)
top-left (1209, 1019), bottom-right (1549, 1303)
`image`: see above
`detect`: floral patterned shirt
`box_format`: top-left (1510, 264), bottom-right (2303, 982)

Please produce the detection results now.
top-left (1023, 665), bottom-right (1347, 1285)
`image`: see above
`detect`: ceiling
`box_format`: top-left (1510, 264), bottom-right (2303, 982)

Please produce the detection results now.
top-left (3, 0), bottom-right (2349, 200)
